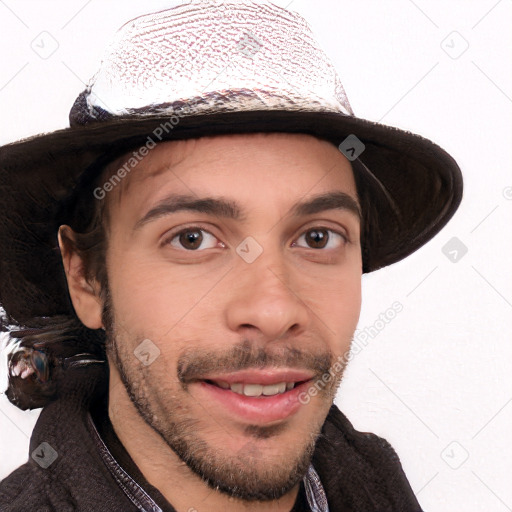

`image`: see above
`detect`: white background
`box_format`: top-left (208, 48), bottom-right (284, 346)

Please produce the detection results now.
top-left (0, 1), bottom-right (511, 511)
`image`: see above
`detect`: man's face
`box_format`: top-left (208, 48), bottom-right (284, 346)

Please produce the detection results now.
top-left (101, 132), bottom-right (362, 500)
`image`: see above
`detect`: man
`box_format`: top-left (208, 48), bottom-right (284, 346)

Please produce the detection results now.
top-left (0, 1), bottom-right (462, 511)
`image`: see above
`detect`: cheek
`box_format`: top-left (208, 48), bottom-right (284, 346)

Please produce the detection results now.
top-left (305, 271), bottom-right (361, 341)
top-left (334, 286), bottom-right (361, 338)
top-left (339, 284), bottom-right (362, 338)
top-left (106, 247), bottom-right (223, 343)
top-left (105, 246), bottom-right (169, 335)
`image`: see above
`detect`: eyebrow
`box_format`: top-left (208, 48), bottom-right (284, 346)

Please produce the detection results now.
top-left (133, 191), bottom-right (361, 231)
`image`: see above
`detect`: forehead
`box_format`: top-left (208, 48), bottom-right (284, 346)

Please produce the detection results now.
top-left (101, 132), bottom-right (359, 222)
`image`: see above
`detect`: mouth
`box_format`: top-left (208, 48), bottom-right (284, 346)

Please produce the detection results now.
top-left (192, 369), bottom-right (314, 424)
top-left (204, 379), bottom-right (303, 396)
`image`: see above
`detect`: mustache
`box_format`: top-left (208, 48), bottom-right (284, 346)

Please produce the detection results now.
top-left (177, 340), bottom-right (334, 384)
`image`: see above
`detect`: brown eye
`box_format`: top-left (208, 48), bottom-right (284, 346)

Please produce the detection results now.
top-left (167, 228), bottom-right (220, 251)
top-left (294, 227), bottom-right (347, 250)
top-left (179, 230), bottom-right (203, 250)
top-left (305, 229), bottom-right (328, 248)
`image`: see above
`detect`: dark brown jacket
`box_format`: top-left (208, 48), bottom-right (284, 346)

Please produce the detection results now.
top-left (0, 362), bottom-right (423, 511)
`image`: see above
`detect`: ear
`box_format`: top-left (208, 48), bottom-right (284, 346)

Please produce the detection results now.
top-left (58, 225), bottom-right (104, 330)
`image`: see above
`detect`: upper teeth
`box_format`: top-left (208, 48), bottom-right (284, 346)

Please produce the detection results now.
top-left (215, 381), bottom-right (295, 396)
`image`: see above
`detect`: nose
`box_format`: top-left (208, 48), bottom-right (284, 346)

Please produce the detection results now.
top-left (224, 253), bottom-right (311, 342)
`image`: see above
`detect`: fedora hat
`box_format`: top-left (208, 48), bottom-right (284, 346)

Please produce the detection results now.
top-left (0, 0), bottom-right (462, 325)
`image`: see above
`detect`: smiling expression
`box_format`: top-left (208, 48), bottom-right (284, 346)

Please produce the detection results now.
top-left (67, 132), bottom-right (362, 501)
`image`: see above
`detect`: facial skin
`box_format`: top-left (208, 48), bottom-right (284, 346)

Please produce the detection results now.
top-left (59, 132), bottom-right (362, 512)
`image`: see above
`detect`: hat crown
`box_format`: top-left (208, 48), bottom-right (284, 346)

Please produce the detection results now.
top-left (70, 0), bottom-right (353, 125)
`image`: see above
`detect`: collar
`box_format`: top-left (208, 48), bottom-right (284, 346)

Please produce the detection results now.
top-left (303, 465), bottom-right (330, 512)
top-left (87, 410), bottom-right (329, 512)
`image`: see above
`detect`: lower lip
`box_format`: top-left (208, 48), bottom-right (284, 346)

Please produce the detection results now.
top-left (196, 380), bottom-right (312, 424)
